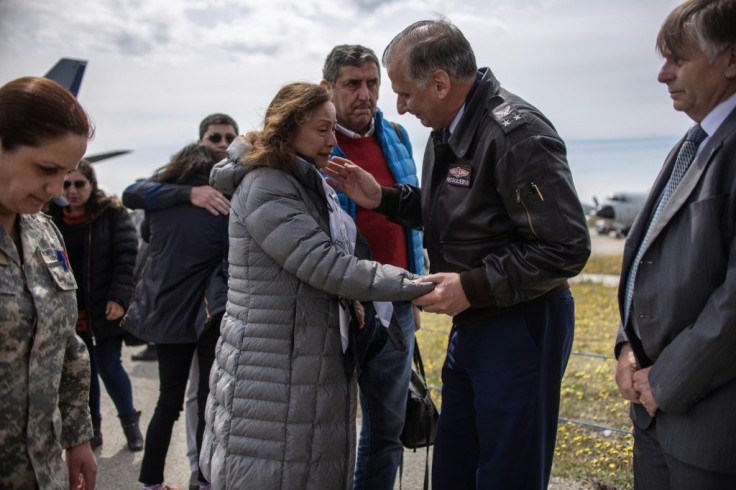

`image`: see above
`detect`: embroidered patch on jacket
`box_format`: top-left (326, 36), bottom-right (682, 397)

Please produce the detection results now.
top-left (492, 102), bottom-right (526, 133)
top-left (447, 165), bottom-right (472, 187)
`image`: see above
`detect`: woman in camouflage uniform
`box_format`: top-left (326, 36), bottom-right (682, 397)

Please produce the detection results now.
top-left (0, 77), bottom-right (96, 489)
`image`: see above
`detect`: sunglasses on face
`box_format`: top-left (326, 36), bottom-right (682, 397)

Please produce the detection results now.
top-left (207, 133), bottom-right (236, 144)
top-left (64, 180), bottom-right (88, 189)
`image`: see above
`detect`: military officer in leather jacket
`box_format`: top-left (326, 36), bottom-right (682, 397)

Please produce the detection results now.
top-left (326, 19), bottom-right (590, 490)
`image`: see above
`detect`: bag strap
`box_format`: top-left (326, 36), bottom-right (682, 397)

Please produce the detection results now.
top-left (414, 339), bottom-right (427, 378)
top-left (411, 339), bottom-right (432, 490)
top-left (390, 121), bottom-right (404, 144)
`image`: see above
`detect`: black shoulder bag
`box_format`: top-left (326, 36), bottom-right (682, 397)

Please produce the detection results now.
top-left (399, 341), bottom-right (439, 489)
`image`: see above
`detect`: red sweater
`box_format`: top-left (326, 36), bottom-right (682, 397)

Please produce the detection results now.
top-left (337, 132), bottom-right (408, 269)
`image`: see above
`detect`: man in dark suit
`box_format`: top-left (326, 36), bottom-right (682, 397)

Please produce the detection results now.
top-left (615, 1), bottom-right (736, 488)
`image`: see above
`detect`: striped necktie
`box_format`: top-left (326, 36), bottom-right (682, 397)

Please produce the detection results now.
top-left (623, 124), bottom-right (708, 335)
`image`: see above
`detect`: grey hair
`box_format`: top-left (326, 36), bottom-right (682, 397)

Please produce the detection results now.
top-left (656, 0), bottom-right (736, 62)
top-left (322, 44), bottom-right (381, 85)
top-left (382, 18), bottom-right (477, 88)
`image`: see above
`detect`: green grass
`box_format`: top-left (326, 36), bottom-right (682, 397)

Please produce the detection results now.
top-left (582, 255), bottom-right (623, 276)
top-left (416, 259), bottom-right (633, 489)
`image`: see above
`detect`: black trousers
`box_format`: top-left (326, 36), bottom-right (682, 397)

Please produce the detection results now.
top-left (139, 315), bottom-right (221, 486)
top-left (634, 420), bottom-right (736, 490)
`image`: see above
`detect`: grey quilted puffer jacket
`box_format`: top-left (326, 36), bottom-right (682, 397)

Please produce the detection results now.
top-left (201, 139), bottom-right (432, 489)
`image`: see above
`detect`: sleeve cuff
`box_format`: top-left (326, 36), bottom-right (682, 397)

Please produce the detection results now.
top-left (460, 268), bottom-right (494, 307)
top-left (375, 186), bottom-right (400, 214)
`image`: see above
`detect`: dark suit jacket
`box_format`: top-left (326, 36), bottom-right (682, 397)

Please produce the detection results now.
top-left (615, 105), bottom-right (736, 473)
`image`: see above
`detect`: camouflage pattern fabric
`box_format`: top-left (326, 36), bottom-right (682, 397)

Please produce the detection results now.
top-left (0, 213), bottom-right (92, 489)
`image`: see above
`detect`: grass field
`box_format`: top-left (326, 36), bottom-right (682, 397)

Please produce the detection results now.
top-left (415, 255), bottom-right (633, 489)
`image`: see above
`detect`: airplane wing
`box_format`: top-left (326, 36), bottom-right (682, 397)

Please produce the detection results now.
top-left (44, 58), bottom-right (87, 97)
top-left (86, 150), bottom-right (132, 164)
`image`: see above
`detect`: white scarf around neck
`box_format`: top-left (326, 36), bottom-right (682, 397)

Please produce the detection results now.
top-left (319, 175), bottom-right (394, 352)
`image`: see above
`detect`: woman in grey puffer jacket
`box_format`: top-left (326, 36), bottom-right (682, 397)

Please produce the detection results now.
top-left (200, 83), bottom-right (432, 489)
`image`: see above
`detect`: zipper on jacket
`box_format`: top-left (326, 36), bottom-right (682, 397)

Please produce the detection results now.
top-left (85, 222), bottom-right (95, 342)
top-left (121, 257), bottom-right (148, 328)
top-left (203, 295), bottom-right (212, 325)
top-left (516, 188), bottom-right (540, 239)
top-left (531, 182), bottom-right (545, 201)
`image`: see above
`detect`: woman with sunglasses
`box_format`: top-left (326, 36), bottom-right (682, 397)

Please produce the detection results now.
top-left (48, 159), bottom-right (142, 453)
top-left (0, 76), bottom-right (96, 489)
top-left (199, 82), bottom-right (433, 489)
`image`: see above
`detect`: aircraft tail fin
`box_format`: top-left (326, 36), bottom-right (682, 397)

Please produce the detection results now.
top-left (44, 58), bottom-right (87, 97)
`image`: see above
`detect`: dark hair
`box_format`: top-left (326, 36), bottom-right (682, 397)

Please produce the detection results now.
top-left (0, 76), bottom-right (94, 152)
top-left (243, 83), bottom-right (331, 171)
top-left (382, 19), bottom-right (477, 87)
top-left (75, 159), bottom-right (108, 212)
top-left (657, 0), bottom-right (736, 61)
top-left (322, 45), bottom-right (381, 84)
top-left (155, 143), bottom-right (220, 184)
top-left (199, 113), bottom-right (239, 140)
top-left (47, 159), bottom-right (116, 216)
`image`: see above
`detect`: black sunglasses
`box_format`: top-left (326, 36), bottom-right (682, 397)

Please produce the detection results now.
top-left (207, 133), bottom-right (236, 144)
top-left (64, 180), bottom-right (88, 189)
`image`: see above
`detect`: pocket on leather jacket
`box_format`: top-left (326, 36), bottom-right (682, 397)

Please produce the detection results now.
top-left (514, 184), bottom-right (568, 242)
top-left (441, 236), bottom-right (511, 270)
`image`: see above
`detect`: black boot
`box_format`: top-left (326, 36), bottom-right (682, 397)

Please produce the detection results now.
top-left (119, 411), bottom-right (144, 452)
top-left (90, 418), bottom-right (103, 449)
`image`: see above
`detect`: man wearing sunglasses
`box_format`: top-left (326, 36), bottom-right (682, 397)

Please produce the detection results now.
top-left (198, 114), bottom-right (238, 162)
top-left (124, 113), bottom-right (238, 217)
top-left (122, 113), bottom-right (238, 490)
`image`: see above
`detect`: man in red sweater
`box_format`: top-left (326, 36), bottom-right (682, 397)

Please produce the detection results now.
top-left (321, 44), bottom-right (425, 490)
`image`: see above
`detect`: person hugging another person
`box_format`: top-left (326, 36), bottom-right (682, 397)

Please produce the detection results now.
top-left (124, 144), bottom-right (229, 490)
top-left (200, 82), bottom-right (433, 489)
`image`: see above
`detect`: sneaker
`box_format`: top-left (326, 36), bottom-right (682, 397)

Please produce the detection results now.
top-left (132, 344), bottom-right (158, 362)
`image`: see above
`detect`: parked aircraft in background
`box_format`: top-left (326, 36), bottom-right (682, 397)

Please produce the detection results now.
top-left (42, 58), bottom-right (131, 206)
top-left (44, 58), bottom-right (131, 164)
top-left (588, 192), bottom-right (647, 238)
top-left (44, 58), bottom-right (87, 97)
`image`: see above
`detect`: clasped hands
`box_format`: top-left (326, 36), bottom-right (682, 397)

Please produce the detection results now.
top-left (616, 344), bottom-right (659, 416)
top-left (325, 157), bottom-right (471, 318)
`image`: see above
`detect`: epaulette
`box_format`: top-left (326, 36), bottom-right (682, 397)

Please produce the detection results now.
top-left (490, 101), bottom-right (527, 134)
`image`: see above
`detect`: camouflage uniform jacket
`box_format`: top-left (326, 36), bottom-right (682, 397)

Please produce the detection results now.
top-left (0, 213), bottom-right (92, 489)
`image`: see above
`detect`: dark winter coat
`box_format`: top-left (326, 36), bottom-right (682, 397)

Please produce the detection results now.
top-left (50, 198), bottom-right (138, 340)
top-left (123, 176), bottom-right (228, 344)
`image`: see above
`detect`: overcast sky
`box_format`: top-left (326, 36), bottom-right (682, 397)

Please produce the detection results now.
top-left (0, 0), bottom-right (690, 199)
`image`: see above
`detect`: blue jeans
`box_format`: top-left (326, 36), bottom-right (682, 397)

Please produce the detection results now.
top-left (354, 301), bottom-right (415, 490)
top-left (78, 332), bottom-right (136, 420)
top-left (432, 289), bottom-right (575, 490)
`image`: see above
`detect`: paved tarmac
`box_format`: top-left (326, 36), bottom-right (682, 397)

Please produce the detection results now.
top-left (97, 346), bottom-right (445, 489)
top-left (97, 347), bottom-right (599, 489)
top-left (589, 229), bottom-right (626, 256)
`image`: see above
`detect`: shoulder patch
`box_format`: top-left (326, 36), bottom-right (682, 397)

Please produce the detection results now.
top-left (491, 101), bottom-right (527, 134)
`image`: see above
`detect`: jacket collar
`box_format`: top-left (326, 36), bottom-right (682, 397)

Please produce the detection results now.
top-left (626, 105), bottom-right (736, 260)
top-left (446, 67), bottom-right (501, 159)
